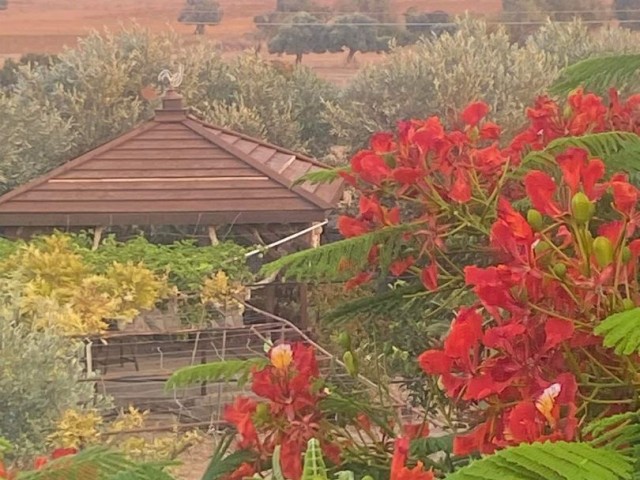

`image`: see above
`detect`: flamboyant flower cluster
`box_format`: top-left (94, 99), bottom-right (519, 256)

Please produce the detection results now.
top-left (224, 343), bottom-right (340, 480)
top-left (336, 88), bottom-right (640, 457)
top-left (0, 448), bottom-right (77, 479)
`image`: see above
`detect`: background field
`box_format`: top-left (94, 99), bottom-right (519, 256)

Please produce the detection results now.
top-left (0, 0), bottom-right (504, 84)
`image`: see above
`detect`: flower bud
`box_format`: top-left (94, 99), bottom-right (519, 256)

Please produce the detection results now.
top-left (571, 192), bottom-right (593, 225)
top-left (343, 351), bottom-right (358, 377)
top-left (527, 209), bottom-right (544, 231)
top-left (338, 332), bottom-right (352, 351)
top-left (553, 263), bottom-right (567, 279)
top-left (593, 236), bottom-right (614, 267)
top-left (622, 246), bottom-right (632, 264)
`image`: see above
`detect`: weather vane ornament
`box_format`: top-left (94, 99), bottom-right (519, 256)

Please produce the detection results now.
top-left (158, 65), bottom-right (184, 90)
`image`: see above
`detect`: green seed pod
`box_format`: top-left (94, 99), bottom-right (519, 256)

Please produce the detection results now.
top-left (527, 209), bottom-right (544, 231)
top-left (553, 263), bottom-right (567, 279)
top-left (338, 332), bottom-right (352, 351)
top-left (622, 246), bottom-right (632, 264)
top-left (593, 236), bottom-right (614, 267)
top-left (571, 192), bottom-right (593, 225)
top-left (343, 351), bottom-right (358, 377)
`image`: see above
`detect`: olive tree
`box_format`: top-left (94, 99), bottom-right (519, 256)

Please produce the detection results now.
top-left (327, 13), bottom-right (385, 63)
top-left (178, 0), bottom-right (223, 35)
top-left (267, 12), bottom-right (328, 64)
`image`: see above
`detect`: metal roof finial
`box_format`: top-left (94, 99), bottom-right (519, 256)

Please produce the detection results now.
top-left (158, 65), bottom-right (184, 91)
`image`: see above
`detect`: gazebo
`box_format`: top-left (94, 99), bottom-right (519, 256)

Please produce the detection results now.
top-left (0, 89), bottom-right (344, 326)
top-left (0, 89), bottom-right (342, 238)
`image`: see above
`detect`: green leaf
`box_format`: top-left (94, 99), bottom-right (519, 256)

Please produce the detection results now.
top-left (166, 358), bottom-right (267, 390)
top-left (301, 439), bottom-right (328, 480)
top-left (260, 223), bottom-right (418, 281)
top-left (550, 54), bottom-right (640, 97)
top-left (201, 449), bottom-right (256, 480)
top-left (293, 167), bottom-right (348, 187)
top-left (594, 308), bottom-right (640, 356)
top-left (444, 441), bottom-right (633, 480)
top-left (410, 434), bottom-right (454, 457)
top-left (520, 132), bottom-right (640, 180)
top-left (272, 446), bottom-right (287, 480)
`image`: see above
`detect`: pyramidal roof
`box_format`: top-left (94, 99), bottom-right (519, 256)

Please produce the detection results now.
top-left (0, 90), bottom-right (343, 227)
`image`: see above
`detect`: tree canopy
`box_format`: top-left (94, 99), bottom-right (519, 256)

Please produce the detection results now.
top-left (267, 12), bottom-right (328, 64)
top-left (178, 0), bottom-right (223, 34)
top-left (327, 13), bottom-right (385, 63)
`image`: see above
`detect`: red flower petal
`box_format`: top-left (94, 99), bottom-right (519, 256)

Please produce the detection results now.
top-left (420, 263), bottom-right (438, 291)
top-left (345, 272), bottom-right (374, 291)
top-left (611, 179), bottom-right (638, 215)
top-left (444, 308), bottom-right (483, 358)
top-left (480, 122), bottom-right (501, 140)
top-left (370, 132), bottom-right (396, 153)
top-left (462, 101), bottom-right (490, 126)
top-left (51, 448), bottom-right (77, 459)
top-left (34, 457), bottom-right (48, 471)
top-left (453, 423), bottom-right (489, 456)
top-left (450, 169), bottom-right (472, 203)
top-left (582, 158), bottom-right (605, 199)
top-left (507, 401), bottom-right (542, 443)
top-left (557, 148), bottom-right (586, 195)
top-left (393, 167), bottom-right (424, 185)
top-left (524, 171), bottom-right (561, 216)
top-left (390, 256), bottom-right (415, 276)
top-left (544, 317), bottom-right (575, 350)
top-left (418, 349), bottom-right (452, 375)
top-left (357, 153), bottom-right (392, 184)
top-left (337, 216), bottom-right (369, 238)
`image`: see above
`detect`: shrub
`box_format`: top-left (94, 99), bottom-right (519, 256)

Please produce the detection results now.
top-left (325, 17), bottom-right (559, 154)
top-left (0, 288), bottom-right (104, 461)
top-left (178, 0), bottom-right (223, 35)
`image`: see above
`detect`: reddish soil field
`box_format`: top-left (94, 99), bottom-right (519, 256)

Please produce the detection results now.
top-left (0, 0), bottom-right (502, 83)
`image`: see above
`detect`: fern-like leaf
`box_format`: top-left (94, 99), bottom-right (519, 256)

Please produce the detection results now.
top-left (17, 447), bottom-right (176, 480)
top-left (301, 439), bottom-right (328, 480)
top-left (586, 411), bottom-right (640, 458)
top-left (594, 307), bottom-right (640, 356)
top-left (550, 54), bottom-right (640, 96)
top-left (293, 168), bottom-right (348, 187)
top-left (200, 434), bottom-right (256, 480)
top-left (272, 446), bottom-right (287, 480)
top-left (166, 358), bottom-right (267, 390)
top-left (521, 132), bottom-right (640, 180)
top-left (260, 223), bottom-right (417, 281)
top-left (444, 441), bottom-right (632, 480)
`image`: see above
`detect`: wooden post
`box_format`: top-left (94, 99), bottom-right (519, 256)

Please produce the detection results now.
top-left (92, 226), bottom-right (104, 251)
top-left (208, 226), bottom-right (219, 246)
top-left (310, 222), bottom-right (323, 248)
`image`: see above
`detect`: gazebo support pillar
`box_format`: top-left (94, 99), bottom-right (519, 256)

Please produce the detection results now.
top-left (92, 226), bottom-right (104, 251)
top-left (208, 226), bottom-right (219, 246)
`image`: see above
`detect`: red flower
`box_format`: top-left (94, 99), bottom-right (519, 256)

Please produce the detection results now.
top-left (393, 463), bottom-right (435, 480)
top-left (370, 132), bottom-right (396, 154)
top-left (351, 152), bottom-right (391, 184)
top-left (524, 171), bottom-right (560, 216)
top-left (418, 349), bottom-right (452, 375)
top-left (556, 148), bottom-right (605, 199)
top-left (443, 308), bottom-right (483, 358)
top-left (393, 167), bottom-right (424, 185)
top-left (390, 437), bottom-right (410, 480)
top-left (403, 423), bottom-right (430, 440)
top-left (345, 272), bottom-right (374, 290)
top-left (338, 216), bottom-right (369, 238)
top-left (480, 122), bottom-right (501, 140)
top-left (33, 457), bottom-right (48, 470)
top-left (610, 175), bottom-right (638, 215)
top-left (224, 397), bottom-right (258, 448)
top-left (462, 101), bottom-right (490, 126)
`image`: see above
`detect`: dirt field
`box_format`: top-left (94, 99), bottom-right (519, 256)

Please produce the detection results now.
top-left (0, 0), bottom-right (502, 84)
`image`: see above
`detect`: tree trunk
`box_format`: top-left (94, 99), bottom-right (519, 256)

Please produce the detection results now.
top-left (295, 53), bottom-right (303, 64)
top-left (346, 48), bottom-right (356, 64)
top-left (194, 24), bottom-right (205, 35)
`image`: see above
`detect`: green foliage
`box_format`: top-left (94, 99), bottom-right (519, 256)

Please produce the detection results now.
top-left (586, 411), bottom-right (640, 459)
top-left (272, 445), bottom-right (287, 480)
top-left (201, 434), bottom-right (255, 480)
top-left (261, 223), bottom-right (414, 281)
top-left (0, 53), bottom-right (57, 91)
top-left (521, 132), bottom-right (640, 181)
top-left (327, 14), bottom-right (386, 63)
top-left (166, 358), bottom-right (268, 389)
top-left (17, 447), bottom-right (176, 480)
top-left (178, 0), bottom-right (223, 25)
top-left (335, 0), bottom-right (393, 22)
top-left (594, 307), bottom-right (640, 355)
top-left (404, 9), bottom-right (455, 38)
top-left (0, 287), bottom-right (106, 461)
top-left (445, 441), bottom-right (633, 480)
top-left (551, 54), bottom-right (640, 96)
top-left (326, 16), bottom-right (559, 153)
top-left (502, 0), bottom-right (608, 43)
top-left (268, 12), bottom-right (329, 64)
top-left (78, 234), bottom-right (250, 291)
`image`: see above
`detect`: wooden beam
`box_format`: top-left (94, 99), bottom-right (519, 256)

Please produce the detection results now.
top-left (92, 226), bottom-right (105, 251)
top-left (208, 226), bottom-right (219, 246)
